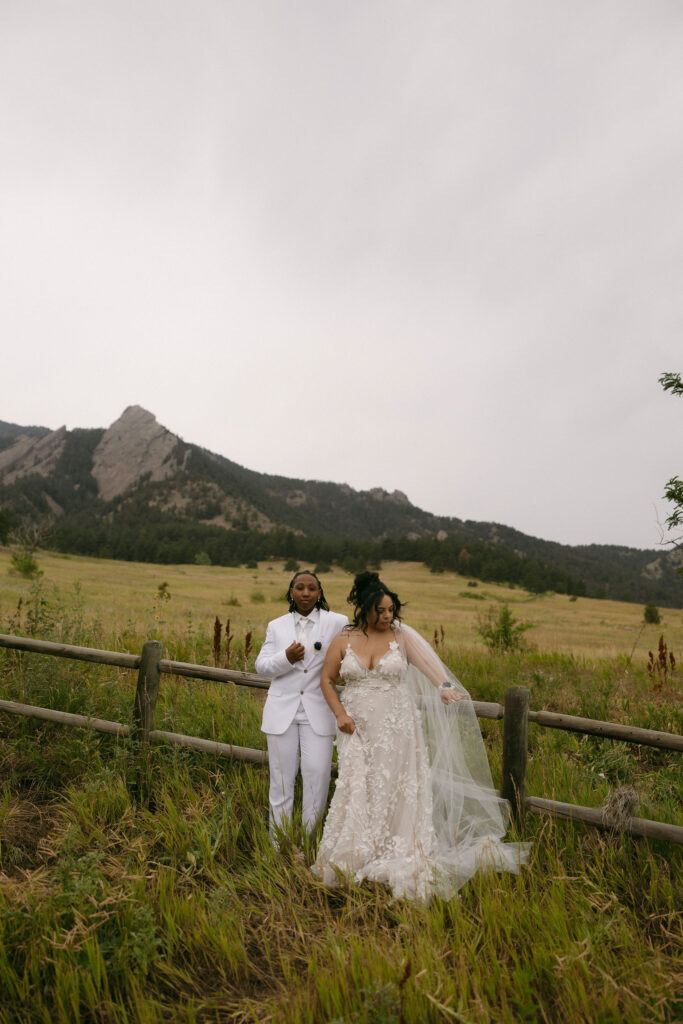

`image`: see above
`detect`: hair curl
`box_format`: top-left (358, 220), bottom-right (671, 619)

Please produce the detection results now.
top-left (347, 571), bottom-right (402, 632)
top-left (286, 570), bottom-right (330, 612)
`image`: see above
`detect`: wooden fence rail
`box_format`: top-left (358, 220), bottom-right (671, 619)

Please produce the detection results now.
top-left (1, 632), bottom-right (681, 844)
top-left (0, 633), bottom-right (268, 687)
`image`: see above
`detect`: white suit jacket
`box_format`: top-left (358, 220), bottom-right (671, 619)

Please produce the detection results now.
top-left (256, 609), bottom-right (348, 736)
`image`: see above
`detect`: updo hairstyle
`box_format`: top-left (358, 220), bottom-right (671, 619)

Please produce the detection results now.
top-left (347, 571), bottom-right (402, 632)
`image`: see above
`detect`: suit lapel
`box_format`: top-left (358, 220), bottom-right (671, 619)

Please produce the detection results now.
top-left (311, 610), bottom-right (339, 662)
top-left (285, 609), bottom-right (337, 666)
top-left (297, 609), bottom-right (326, 666)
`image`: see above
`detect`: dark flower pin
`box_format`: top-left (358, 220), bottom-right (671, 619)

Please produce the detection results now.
top-left (314, 641), bottom-right (322, 651)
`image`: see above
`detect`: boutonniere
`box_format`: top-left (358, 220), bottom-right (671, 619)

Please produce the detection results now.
top-left (314, 641), bottom-right (322, 651)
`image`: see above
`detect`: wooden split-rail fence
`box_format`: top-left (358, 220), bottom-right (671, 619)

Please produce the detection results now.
top-left (1, 632), bottom-right (681, 845)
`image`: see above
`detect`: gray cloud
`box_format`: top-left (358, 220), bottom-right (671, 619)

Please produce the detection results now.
top-left (1, 1), bottom-right (682, 547)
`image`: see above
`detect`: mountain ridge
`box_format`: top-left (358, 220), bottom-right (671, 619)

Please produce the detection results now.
top-left (1, 407), bottom-right (682, 607)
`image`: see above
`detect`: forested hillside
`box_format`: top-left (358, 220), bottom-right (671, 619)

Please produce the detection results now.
top-left (1, 409), bottom-right (682, 607)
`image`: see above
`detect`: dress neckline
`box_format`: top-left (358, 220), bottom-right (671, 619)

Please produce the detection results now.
top-left (344, 639), bottom-right (399, 672)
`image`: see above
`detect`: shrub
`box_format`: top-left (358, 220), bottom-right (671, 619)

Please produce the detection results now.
top-left (8, 522), bottom-right (45, 578)
top-left (194, 551), bottom-right (212, 566)
top-left (476, 603), bottom-right (533, 653)
top-left (9, 551), bottom-right (41, 578)
top-left (250, 591), bottom-right (266, 603)
top-left (283, 558), bottom-right (299, 573)
top-left (643, 601), bottom-right (661, 624)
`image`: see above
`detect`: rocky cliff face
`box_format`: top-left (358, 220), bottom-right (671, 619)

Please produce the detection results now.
top-left (0, 426), bottom-right (67, 484)
top-left (0, 406), bottom-right (184, 504)
top-left (91, 406), bottom-right (181, 501)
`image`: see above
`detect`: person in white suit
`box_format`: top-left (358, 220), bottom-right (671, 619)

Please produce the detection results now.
top-left (255, 570), bottom-right (348, 840)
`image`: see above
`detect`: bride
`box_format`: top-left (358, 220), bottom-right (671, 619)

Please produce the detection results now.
top-left (312, 572), bottom-right (530, 901)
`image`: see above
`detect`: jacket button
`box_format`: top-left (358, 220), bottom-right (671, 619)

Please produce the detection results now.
top-left (304, 669), bottom-right (308, 673)
top-left (300, 690), bottom-right (304, 695)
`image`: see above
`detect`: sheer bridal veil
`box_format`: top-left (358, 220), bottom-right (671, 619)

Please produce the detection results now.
top-left (395, 624), bottom-right (531, 897)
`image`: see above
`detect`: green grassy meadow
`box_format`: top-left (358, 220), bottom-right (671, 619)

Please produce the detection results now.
top-left (0, 550), bottom-right (681, 1022)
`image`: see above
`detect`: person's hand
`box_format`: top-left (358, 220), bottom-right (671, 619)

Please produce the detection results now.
top-left (336, 712), bottom-right (356, 734)
top-left (285, 641), bottom-right (305, 664)
top-left (440, 685), bottom-right (464, 705)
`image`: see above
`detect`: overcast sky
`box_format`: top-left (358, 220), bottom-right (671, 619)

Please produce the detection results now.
top-left (2, 1), bottom-right (682, 550)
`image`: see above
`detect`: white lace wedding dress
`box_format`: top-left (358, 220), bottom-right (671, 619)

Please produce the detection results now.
top-left (312, 627), bottom-right (530, 902)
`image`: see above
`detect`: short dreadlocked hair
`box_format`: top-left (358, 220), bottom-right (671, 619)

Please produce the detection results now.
top-left (286, 570), bottom-right (330, 612)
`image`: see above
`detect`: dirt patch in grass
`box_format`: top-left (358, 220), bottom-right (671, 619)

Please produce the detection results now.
top-left (0, 793), bottom-right (59, 875)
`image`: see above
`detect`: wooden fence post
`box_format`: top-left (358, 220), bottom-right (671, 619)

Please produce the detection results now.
top-left (133, 640), bottom-right (162, 741)
top-left (501, 685), bottom-right (530, 824)
top-left (131, 640), bottom-right (162, 807)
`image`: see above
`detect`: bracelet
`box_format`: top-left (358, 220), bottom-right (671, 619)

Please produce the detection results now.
top-left (439, 681), bottom-right (453, 690)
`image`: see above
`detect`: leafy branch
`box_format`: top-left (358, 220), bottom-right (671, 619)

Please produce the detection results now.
top-left (659, 372), bottom-right (683, 544)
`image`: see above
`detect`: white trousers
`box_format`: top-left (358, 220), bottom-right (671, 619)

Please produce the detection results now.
top-left (266, 708), bottom-right (334, 836)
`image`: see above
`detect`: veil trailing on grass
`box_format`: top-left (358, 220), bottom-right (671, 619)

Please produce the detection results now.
top-left (394, 624), bottom-right (531, 897)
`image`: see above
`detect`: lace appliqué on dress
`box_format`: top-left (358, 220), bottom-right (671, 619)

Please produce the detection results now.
top-left (312, 641), bottom-right (439, 901)
top-left (312, 633), bottom-right (530, 902)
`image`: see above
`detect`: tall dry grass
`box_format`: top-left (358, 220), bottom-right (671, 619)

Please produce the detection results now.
top-left (0, 556), bottom-right (681, 1022)
top-left (2, 550), bottom-right (683, 661)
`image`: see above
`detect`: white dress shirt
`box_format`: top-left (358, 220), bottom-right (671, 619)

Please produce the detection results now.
top-left (293, 607), bottom-right (319, 708)
top-left (294, 606), bottom-right (319, 644)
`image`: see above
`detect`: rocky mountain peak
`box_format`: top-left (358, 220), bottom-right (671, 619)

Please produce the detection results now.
top-left (91, 406), bottom-right (180, 501)
top-left (367, 487), bottom-right (411, 506)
